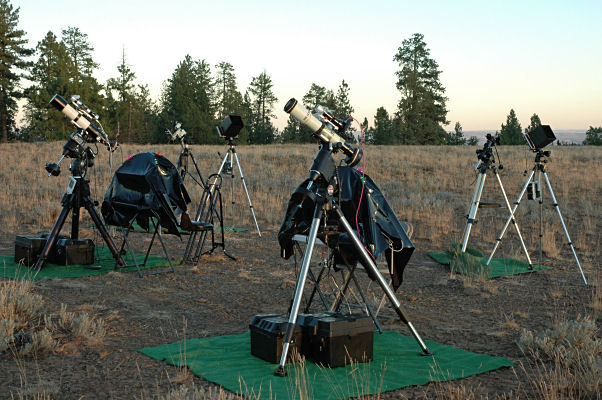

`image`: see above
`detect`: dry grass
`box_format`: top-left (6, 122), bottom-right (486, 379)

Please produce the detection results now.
top-left (1, 275), bottom-right (106, 358)
top-left (518, 318), bottom-right (601, 399)
top-left (1, 142), bottom-right (600, 399)
top-left (2, 143), bottom-right (600, 264)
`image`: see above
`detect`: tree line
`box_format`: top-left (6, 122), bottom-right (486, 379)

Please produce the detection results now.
top-left (1, 1), bottom-right (599, 145)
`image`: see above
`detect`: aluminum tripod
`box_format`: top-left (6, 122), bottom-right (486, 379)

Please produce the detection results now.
top-left (274, 147), bottom-right (431, 376)
top-left (461, 150), bottom-right (532, 268)
top-left (214, 140), bottom-right (261, 237)
top-left (486, 150), bottom-right (587, 285)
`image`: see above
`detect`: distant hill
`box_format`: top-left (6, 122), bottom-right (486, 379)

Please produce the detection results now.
top-left (464, 129), bottom-right (586, 145)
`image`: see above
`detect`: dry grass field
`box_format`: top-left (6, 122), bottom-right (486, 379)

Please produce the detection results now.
top-left (0, 141), bottom-right (600, 399)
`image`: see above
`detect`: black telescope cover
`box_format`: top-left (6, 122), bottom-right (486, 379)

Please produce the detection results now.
top-left (278, 166), bottom-right (414, 290)
top-left (101, 152), bottom-right (191, 236)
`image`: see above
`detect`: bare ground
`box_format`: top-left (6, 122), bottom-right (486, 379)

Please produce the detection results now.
top-left (0, 224), bottom-right (597, 399)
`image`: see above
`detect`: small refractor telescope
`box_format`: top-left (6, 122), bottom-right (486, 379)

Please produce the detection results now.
top-left (284, 98), bottom-right (361, 167)
top-left (166, 121), bottom-right (187, 141)
top-left (524, 125), bottom-right (556, 151)
top-left (217, 115), bottom-right (244, 140)
top-left (49, 94), bottom-right (115, 151)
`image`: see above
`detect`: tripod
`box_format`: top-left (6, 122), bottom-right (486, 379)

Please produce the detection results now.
top-left (214, 137), bottom-right (261, 237)
top-left (34, 130), bottom-right (125, 270)
top-left (460, 135), bottom-right (532, 268)
top-left (486, 149), bottom-right (587, 285)
top-left (274, 146), bottom-right (431, 377)
top-left (166, 122), bottom-right (205, 188)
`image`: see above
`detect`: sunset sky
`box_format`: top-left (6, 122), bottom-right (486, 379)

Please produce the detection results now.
top-left (17, 0), bottom-right (602, 132)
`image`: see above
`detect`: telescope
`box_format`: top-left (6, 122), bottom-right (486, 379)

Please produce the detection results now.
top-left (49, 94), bottom-right (116, 151)
top-left (474, 133), bottom-right (501, 171)
top-left (284, 98), bottom-right (361, 167)
top-left (166, 121), bottom-right (187, 141)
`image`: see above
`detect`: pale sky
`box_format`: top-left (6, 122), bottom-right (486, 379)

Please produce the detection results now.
top-left (16, 0), bottom-right (602, 131)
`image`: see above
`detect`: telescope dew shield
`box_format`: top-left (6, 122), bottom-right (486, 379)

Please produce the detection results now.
top-left (49, 94), bottom-right (110, 147)
top-left (284, 98), bottom-right (362, 167)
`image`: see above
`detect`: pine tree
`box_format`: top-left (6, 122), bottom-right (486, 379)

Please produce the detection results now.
top-left (444, 121), bottom-right (467, 145)
top-left (214, 61), bottom-right (242, 121)
top-left (393, 33), bottom-right (448, 144)
top-left (281, 116), bottom-right (301, 143)
top-left (499, 109), bottom-right (523, 145)
top-left (23, 31), bottom-right (72, 140)
top-left (334, 80), bottom-right (354, 118)
top-left (525, 113), bottom-right (541, 135)
top-left (106, 48), bottom-right (137, 142)
top-left (0, 0), bottom-right (32, 141)
top-left (60, 27), bottom-right (104, 121)
top-left (359, 117), bottom-right (369, 144)
top-left (158, 55), bottom-right (215, 143)
top-left (372, 107), bottom-right (394, 145)
top-left (247, 70), bottom-right (278, 144)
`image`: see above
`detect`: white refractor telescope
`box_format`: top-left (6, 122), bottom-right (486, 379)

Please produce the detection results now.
top-left (49, 94), bottom-right (115, 151)
top-left (284, 98), bottom-right (361, 167)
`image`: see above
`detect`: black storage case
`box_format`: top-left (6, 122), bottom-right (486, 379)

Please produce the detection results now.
top-left (299, 312), bottom-right (374, 367)
top-left (14, 235), bottom-right (48, 266)
top-left (51, 238), bottom-right (95, 265)
top-left (249, 314), bottom-right (303, 364)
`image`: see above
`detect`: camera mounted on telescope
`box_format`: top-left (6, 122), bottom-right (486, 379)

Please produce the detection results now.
top-left (284, 98), bottom-right (361, 167)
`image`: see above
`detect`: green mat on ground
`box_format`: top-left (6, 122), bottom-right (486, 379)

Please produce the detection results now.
top-left (139, 331), bottom-right (513, 399)
top-left (428, 245), bottom-right (550, 279)
top-left (1, 246), bottom-right (171, 281)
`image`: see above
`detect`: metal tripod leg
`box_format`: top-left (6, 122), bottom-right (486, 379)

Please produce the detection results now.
top-left (492, 169), bottom-right (533, 267)
top-left (275, 206), bottom-right (323, 376)
top-left (461, 171), bottom-right (487, 252)
top-left (541, 171), bottom-right (588, 285)
top-left (487, 168), bottom-right (535, 265)
top-left (232, 151), bottom-right (262, 237)
top-left (333, 205), bottom-right (431, 356)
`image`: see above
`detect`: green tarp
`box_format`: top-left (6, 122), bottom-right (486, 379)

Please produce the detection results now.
top-left (1, 246), bottom-right (170, 280)
top-left (139, 331), bottom-right (514, 399)
top-left (428, 245), bottom-right (550, 278)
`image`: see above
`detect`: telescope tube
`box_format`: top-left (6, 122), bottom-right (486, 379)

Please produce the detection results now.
top-left (49, 94), bottom-right (110, 147)
top-left (284, 98), bottom-right (361, 166)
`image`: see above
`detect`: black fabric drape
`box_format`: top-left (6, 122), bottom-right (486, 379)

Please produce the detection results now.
top-left (278, 166), bottom-right (414, 290)
top-left (101, 152), bottom-right (191, 236)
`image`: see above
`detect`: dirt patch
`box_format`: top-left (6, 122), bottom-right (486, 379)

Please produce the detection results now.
top-left (0, 227), bottom-right (598, 399)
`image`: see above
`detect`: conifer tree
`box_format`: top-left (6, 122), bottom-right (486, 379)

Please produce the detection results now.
top-left (393, 33), bottom-right (448, 144)
top-left (214, 61), bottom-right (242, 121)
top-left (499, 109), bottom-right (523, 145)
top-left (372, 107), bottom-right (394, 145)
top-left (158, 55), bottom-right (215, 143)
top-left (0, 0), bottom-right (32, 141)
top-left (525, 113), bottom-right (541, 135)
top-left (247, 70), bottom-right (277, 144)
top-left (24, 31), bottom-right (71, 140)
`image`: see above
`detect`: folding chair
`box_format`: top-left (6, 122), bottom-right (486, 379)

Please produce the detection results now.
top-left (183, 173), bottom-right (234, 265)
top-left (113, 208), bottom-right (176, 278)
